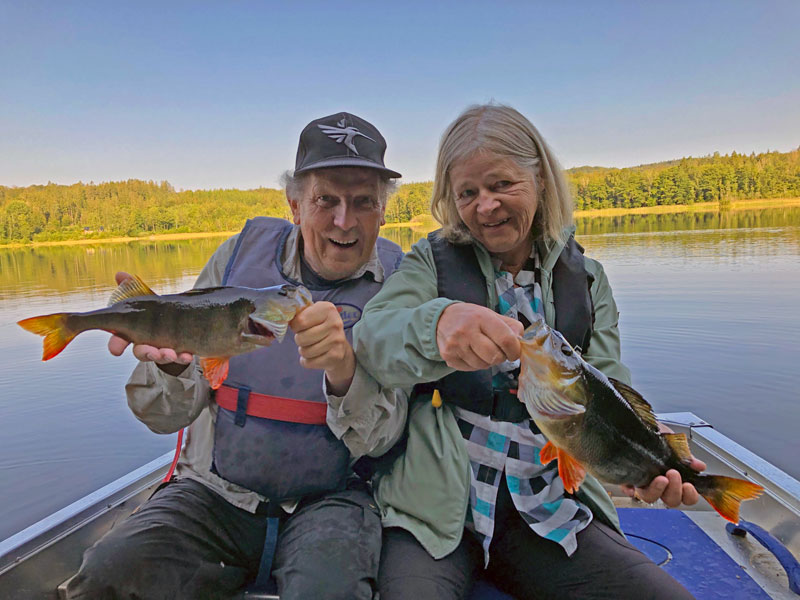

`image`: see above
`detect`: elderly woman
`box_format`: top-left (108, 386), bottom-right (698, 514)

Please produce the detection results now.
top-left (352, 105), bottom-right (701, 599)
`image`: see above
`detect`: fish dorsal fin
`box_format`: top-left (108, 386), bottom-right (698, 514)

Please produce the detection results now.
top-left (609, 378), bottom-right (659, 433)
top-left (663, 433), bottom-right (693, 464)
top-left (108, 275), bottom-right (157, 306)
top-left (199, 357), bottom-right (230, 390)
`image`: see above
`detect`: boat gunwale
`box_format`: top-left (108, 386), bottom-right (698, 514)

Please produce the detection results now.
top-left (657, 412), bottom-right (800, 517)
top-left (0, 449), bottom-right (174, 575)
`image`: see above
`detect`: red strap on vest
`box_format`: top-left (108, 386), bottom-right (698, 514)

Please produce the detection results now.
top-left (162, 427), bottom-right (184, 483)
top-left (215, 385), bottom-right (328, 425)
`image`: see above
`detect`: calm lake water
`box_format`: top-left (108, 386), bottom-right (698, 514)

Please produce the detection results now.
top-left (1, 207), bottom-right (799, 540)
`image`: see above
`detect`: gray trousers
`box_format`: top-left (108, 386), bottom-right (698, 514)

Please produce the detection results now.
top-left (379, 474), bottom-right (695, 600)
top-left (65, 478), bottom-right (381, 600)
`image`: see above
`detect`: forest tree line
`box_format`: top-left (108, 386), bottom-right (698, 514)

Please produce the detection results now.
top-left (570, 148), bottom-right (800, 210)
top-left (2, 148), bottom-right (798, 243)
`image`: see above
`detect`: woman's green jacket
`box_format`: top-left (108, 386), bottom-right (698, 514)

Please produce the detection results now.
top-left (352, 229), bottom-right (632, 559)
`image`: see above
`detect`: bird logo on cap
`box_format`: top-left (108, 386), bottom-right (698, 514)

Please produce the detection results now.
top-left (317, 119), bottom-right (376, 155)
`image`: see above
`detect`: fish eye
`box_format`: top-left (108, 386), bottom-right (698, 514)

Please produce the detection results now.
top-left (561, 344), bottom-right (573, 356)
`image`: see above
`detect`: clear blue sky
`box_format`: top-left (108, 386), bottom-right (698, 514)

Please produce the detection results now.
top-left (2, 1), bottom-right (798, 190)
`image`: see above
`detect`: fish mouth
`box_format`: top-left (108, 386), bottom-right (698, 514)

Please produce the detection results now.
top-left (247, 316), bottom-right (280, 344)
top-left (293, 285), bottom-right (313, 307)
top-left (276, 284), bottom-right (313, 308)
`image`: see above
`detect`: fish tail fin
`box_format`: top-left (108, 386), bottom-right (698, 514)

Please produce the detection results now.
top-left (699, 475), bottom-right (764, 523)
top-left (540, 441), bottom-right (587, 494)
top-left (17, 313), bottom-right (78, 360)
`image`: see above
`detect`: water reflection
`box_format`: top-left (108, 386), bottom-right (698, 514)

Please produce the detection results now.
top-left (0, 237), bottom-right (225, 299)
top-left (1, 207), bottom-right (799, 541)
top-left (575, 206), bottom-right (800, 236)
top-left (379, 225), bottom-right (436, 251)
top-left (3, 207), bottom-right (796, 291)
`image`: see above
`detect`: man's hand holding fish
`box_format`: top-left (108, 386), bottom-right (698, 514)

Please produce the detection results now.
top-left (103, 272), bottom-right (359, 392)
top-left (291, 300), bottom-right (356, 396)
top-left (106, 271), bottom-right (194, 374)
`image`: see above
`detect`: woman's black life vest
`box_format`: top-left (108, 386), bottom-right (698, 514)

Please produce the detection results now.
top-left (417, 230), bottom-right (595, 423)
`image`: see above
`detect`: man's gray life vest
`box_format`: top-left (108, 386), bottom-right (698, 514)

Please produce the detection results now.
top-left (211, 217), bottom-right (402, 500)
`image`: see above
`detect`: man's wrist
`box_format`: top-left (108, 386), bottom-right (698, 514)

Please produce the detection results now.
top-left (324, 353), bottom-right (356, 396)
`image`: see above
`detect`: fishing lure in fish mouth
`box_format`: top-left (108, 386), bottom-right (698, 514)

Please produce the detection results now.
top-left (17, 276), bottom-right (312, 390)
top-left (518, 314), bottom-right (763, 524)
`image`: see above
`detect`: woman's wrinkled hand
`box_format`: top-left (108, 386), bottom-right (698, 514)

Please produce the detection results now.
top-left (622, 423), bottom-right (707, 507)
top-left (436, 303), bottom-right (523, 371)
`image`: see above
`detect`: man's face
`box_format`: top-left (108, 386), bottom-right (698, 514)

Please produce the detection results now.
top-left (288, 168), bottom-right (386, 281)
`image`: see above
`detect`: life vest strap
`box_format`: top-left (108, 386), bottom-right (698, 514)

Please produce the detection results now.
top-left (215, 385), bottom-right (328, 425)
top-left (162, 427), bottom-right (185, 483)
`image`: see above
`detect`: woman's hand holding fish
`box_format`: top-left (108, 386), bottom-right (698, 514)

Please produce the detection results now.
top-left (623, 423), bottom-right (707, 507)
top-left (291, 301), bottom-right (356, 396)
top-left (436, 303), bottom-right (524, 371)
top-left (106, 272), bottom-right (193, 375)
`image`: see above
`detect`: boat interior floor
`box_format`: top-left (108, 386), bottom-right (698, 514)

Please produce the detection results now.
top-left (235, 505), bottom-right (797, 600)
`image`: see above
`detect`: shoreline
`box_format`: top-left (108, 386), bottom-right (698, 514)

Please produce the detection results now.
top-left (3, 197), bottom-right (799, 249)
top-left (573, 196), bottom-right (800, 218)
top-left (0, 231), bottom-right (240, 249)
top-left (383, 197), bottom-right (800, 227)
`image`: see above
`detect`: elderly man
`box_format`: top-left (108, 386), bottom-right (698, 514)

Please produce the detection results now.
top-left (65, 112), bottom-right (405, 600)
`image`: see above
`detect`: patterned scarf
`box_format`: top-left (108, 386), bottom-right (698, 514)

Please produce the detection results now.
top-left (454, 247), bottom-right (592, 564)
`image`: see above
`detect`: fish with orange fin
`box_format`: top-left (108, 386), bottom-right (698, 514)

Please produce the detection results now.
top-left (17, 276), bottom-right (312, 390)
top-left (517, 314), bottom-right (763, 523)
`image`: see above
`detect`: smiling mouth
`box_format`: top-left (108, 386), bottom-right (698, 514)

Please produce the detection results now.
top-left (329, 238), bottom-right (358, 248)
top-left (484, 218), bottom-right (510, 228)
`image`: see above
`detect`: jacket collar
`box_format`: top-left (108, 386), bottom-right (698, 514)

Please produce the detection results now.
top-left (469, 226), bottom-right (574, 275)
top-left (536, 225), bottom-right (574, 273)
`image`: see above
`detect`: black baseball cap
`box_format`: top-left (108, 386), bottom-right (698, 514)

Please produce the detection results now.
top-left (294, 112), bottom-right (402, 179)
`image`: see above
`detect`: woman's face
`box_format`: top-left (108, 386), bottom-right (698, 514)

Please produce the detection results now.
top-left (449, 152), bottom-right (539, 265)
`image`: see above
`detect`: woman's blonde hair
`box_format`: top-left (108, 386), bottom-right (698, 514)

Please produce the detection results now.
top-left (430, 104), bottom-right (573, 243)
